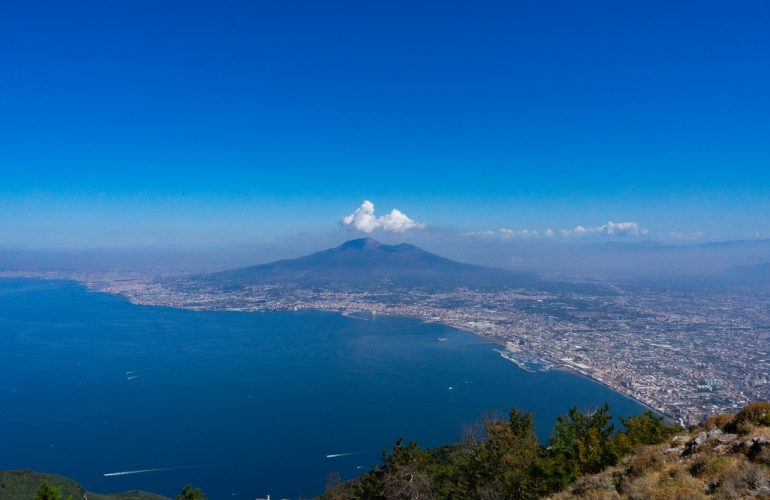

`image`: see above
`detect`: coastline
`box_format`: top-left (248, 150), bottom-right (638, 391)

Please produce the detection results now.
top-left (548, 365), bottom-right (663, 418)
top-left (0, 274), bottom-right (671, 421)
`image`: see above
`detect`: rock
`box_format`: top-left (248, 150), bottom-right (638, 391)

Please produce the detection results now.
top-left (682, 433), bottom-right (708, 456)
top-left (746, 437), bottom-right (770, 460)
top-left (716, 433), bottom-right (739, 444)
top-left (708, 429), bottom-right (723, 439)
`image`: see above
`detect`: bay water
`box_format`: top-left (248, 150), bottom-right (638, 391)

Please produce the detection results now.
top-left (0, 279), bottom-right (643, 498)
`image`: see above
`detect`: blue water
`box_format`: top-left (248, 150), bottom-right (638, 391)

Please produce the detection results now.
top-left (0, 279), bottom-right (644, 498)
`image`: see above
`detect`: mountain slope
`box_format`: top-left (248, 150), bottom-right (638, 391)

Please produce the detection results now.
top-left (0, 469), bottom-right (169, 500)
top-left (551, 402), bottom-right (770, 499)
top-left (201, 237), bottom-right (539, 291)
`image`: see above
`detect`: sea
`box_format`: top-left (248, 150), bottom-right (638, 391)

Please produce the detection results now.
top-left (0, 278), bottom-right (644, 498)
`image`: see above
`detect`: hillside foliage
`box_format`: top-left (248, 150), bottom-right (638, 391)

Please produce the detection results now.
top-left (323, 404), bottom-right (680, 499)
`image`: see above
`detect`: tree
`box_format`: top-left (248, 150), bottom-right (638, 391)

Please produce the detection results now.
top-left (350, 438), bottom-right (435, 499)
top-left (470, 408), bottom-right (543, 498)
top-left (549, 403), bottom-right (618, 476)
top-left (624, 411), bottom-right (678, 444)
top-left (176, 484), bottom-right (206, 500)
top-left (35, 481), bottom-right (62, 500)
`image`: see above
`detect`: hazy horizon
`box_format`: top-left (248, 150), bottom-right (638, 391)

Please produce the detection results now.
top-left (3, 234), bottom-right (769, 281)
top-left (2, 1), bottom-right (770, 263)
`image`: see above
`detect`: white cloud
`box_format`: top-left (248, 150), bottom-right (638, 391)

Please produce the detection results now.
top-left (511, 229), bottom-right (539, 239)
top-left (563, 221), bottom-right (648, 237)
top-left (600, 221), bottom-right (647, 237)
top-left (463, 230), bottom-right (496, 238)
top-left (468, 221), bottom-right (648, 240)
top-left (341, 200), bottom-right (379, 233)
top-left (341, 200), bottom-right (425, 234)
top-left (470, 228), bottom-right (540, 240)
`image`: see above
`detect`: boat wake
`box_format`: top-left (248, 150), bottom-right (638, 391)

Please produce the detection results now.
top-left (104, 463), bottom-right (218, 477)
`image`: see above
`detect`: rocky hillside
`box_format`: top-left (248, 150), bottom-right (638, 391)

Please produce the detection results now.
top-left (551, 402), bottom-right (770, 499)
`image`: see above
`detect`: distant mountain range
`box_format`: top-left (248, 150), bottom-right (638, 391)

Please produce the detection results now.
top-left (197, 237), bottom-right (540, 291)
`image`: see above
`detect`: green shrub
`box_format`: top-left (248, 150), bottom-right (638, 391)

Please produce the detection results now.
top-left (35, 482), bottom-right (62, 500)
top-left (176, 485), bottom-right (206, 500)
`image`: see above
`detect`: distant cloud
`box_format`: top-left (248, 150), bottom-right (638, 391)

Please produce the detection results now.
top-left (467, 228), bottom-right (541, 240)
top-left (341, 200), bottom-right (425, 234)
top-left (564, 221), bottom-right (648, 238)
top-left (469, 221), bottom-right (648, 240)
top-left (499, 228), bottom-right (539, 239)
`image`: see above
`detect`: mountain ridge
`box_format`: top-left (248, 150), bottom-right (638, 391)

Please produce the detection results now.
top-left (197, 237), bottom-right (540, 291)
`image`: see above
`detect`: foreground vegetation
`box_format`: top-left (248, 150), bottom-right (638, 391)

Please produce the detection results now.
top-left (323, 403), bottom-right (679, 499)
top-left (324, 402), bottom-right (770, 500)
top-left (553, 402), bottom-right (770, 499)
top-left (325, 402), bottom-right (770, 499)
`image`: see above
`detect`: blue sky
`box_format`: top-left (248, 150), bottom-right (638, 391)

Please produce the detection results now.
top-left (2, 1), bottom-right (769, 250)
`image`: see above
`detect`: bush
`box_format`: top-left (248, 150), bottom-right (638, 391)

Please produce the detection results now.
top-left (733, 402), bottom-right (770, 428)
top-left (702, 413), bottom-right (734, 432)
top-left (35, 482), bottom-right (61, 500)
top-left (569, 472), bottom-right (618, 498)
top-left (754, 446), bottom-right (770, 465)
top-left (621, 475), bottom-right (655, 500)
top-left (715, 461), bottom-right (770, 499)
top-left (689, 455), bottom-right (737, 483)
top-left (626, 446), bottom-right (664, 478)
top-left (176, 485), bottom-right (206, 500)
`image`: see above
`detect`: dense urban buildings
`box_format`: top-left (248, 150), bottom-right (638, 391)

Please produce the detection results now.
top-left (80, 272), bottom-right (770, 427)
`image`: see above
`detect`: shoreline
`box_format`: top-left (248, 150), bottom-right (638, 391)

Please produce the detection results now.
top-left (431, 320), bottom-right (664, 418)
top-left (548, 365), bottom-right (663, 418)
top-left (0, 274), bottom-right (672, 421)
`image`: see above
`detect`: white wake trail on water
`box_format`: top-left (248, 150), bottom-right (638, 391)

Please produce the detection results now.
top-left (104, 464), bottom-right (218, 477)
top-left (326, 452), bottom-right (358, 458)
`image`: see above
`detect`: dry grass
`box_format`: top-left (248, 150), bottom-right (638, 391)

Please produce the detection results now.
top-left (748, 426), bottom-right (770, 441)
top-left (702, 413), bottom-right (734, 432)
top-left (713, 461), bottom-right (770, 498)
top-left (550, 405), bottom-right (770, 500)
top-left (734, 402), bottom-right (770, 428)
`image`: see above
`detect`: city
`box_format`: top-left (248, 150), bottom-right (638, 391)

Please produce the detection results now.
top-left (81, 272), bottom-right (770, 427)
